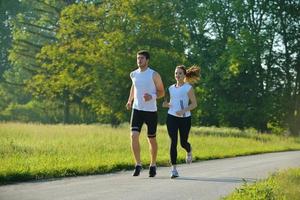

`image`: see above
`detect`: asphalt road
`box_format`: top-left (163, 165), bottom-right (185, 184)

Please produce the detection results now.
top-left (1, 151), bottom-right (300, 200)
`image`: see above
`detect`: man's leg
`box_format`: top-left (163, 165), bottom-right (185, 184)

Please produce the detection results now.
top-left (147, 137), bottom-right (157, 166)
top-left (130, 109), bottom-right (143, 176)
top-left (145, 111), bottom-right (158, 177)
top-left (131, 131), bottom-right (141, 165)
top-left (147, 136), bottom-right (157, 177)
top-left (131, 132), bottom-right (143, 176)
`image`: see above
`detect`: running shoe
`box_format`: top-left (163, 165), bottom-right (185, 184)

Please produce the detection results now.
top-left (149, 166), bottom-right (157, 177)
top-left (132, 165), bottom-right (142, 176)
top-left (170, 169), bottom-right (179, 178)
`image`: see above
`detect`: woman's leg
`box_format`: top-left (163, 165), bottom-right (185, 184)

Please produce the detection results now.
top-left (179, 116), bottom-right (191, 153)
top-left (166, 114), bottom-right (179, 165)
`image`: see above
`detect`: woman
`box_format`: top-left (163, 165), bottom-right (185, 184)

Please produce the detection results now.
top-left (162, 65), bottom-right (200, 178)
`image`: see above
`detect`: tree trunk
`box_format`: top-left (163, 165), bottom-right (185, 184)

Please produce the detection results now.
top-left (63, 90), bottom-right (70, 124)
top-left (289, 56), bottom-right (300, 136)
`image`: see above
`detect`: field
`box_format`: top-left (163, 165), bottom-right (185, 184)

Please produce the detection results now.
top-left (1, 122), bottom-right (300, 184)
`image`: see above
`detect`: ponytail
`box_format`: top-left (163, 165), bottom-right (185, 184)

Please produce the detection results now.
top-left (176, 65), bottom-right (200, 83)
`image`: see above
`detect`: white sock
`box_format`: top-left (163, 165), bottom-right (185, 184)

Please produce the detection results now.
top-left (171, 165), bottom-right (177, 171)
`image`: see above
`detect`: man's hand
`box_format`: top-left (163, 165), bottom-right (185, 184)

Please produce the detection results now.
top-left (143, 93), bottom-right (153, 102)
top-left (126, 101), bottom-right (132, 110)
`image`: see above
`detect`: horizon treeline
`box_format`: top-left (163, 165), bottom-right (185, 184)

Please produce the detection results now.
top-left (0, 0), bottom-right (299, 135)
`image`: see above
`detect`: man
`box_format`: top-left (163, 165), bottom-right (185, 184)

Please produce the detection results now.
top-left (126, 50), bottom-right (165, 177)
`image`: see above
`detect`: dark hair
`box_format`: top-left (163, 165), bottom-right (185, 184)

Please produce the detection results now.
top-left (137, 50), bottom-right (150, 60)
top-left (176, 65), bottom-right (201, 83)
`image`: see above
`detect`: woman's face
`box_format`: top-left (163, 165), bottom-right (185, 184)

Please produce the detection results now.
top-left (175, 68), bottom-right (185, 82)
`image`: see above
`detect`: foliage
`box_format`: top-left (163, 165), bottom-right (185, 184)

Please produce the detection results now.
top-left (29, 1), bottom-right (187, 124)
top-left (0, 100), bottom-right (97, 123)
top-left (223, 168), bottom-right (300, 200)
top-left (224, 178), bottom-right (281, 200)
top-left (0, 0), bottom-right (299, 134)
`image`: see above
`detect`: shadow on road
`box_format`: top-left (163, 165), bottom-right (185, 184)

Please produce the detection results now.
top-left (153, 176), bottom-right (257, 183)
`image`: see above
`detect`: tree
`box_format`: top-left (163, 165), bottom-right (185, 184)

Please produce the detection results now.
top-left (4, 0), bottom-right (80, 123)
top-left (30, 1), bottom-right (188, 125)
top-left (273, 0), bottom-right (300, 135)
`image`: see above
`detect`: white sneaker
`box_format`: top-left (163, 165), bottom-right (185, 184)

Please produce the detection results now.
top-left (186, 151), bottom-right (192, 164)
top-left (170, 169), bottom-right (179, 178)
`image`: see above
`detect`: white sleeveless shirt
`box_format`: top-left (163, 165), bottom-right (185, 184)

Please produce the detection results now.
top-left (130, 67), bottom-right (157, 112)
top-left (168, 83), bottom-right (192, 117)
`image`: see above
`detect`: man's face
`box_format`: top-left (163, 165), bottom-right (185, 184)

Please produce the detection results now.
top-left (137, 54), bottom-right (148, 68)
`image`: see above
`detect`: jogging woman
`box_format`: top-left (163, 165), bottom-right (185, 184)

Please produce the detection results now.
top-left (162, 65), bottom-right (200, 178)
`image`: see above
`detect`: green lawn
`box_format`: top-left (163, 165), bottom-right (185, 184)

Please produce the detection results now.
top-left (1, 122), bottom-right (300, 184)
top-left (223, 168), bottom-right (300, 200)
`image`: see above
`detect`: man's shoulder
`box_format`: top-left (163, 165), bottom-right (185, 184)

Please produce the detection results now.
top-left (130, 68), bottom-right (139, 78)
top-left (148, 67), bottom-right (157, 73)
top-left (130, 68), bottom-right (139, 73)
top-left (149, 67), bottom-right (161, 77)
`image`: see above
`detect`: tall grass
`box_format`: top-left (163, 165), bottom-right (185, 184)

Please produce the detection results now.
top-left (223, 168), bottom-right (300, 200)
top-left (1, 122), bottom-right (300, 184)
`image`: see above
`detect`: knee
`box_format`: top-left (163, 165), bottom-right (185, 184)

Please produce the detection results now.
top-left (180, 141), bottom-right (187, 148)
top-left (170, 141), bottom-right (177, 148)
top-left (148, 137), bottom-right (157, 143)
top-left (131, 131), bottom-right (139, 140)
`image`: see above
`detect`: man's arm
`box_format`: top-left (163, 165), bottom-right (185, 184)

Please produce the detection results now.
top-left (126, 84), bottom-right (134, 110)
top-left (153, 72), bottom-right (165, 99)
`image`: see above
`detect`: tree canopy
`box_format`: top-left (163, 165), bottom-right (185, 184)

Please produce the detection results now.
top-left (0, 0), bottom-right (299, 135)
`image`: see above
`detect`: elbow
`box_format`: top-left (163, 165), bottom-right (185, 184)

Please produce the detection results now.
top-left (192, 103), bottom-right (197, 110)
top-left (157, 90), bottom-right (165, 99)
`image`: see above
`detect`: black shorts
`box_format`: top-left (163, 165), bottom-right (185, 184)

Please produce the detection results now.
top-left (130, 109), bottom-right (158, 138)
top-left (166, 114), bottom-right (191, 135)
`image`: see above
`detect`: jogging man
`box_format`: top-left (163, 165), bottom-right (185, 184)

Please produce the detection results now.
top-left (126, 50), bottom-right (165, 177)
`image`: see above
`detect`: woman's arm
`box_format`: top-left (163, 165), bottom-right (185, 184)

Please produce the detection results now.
top-left (176, 87), bottom-right (197, 115)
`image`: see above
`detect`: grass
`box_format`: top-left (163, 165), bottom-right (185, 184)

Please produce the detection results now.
top-left (223, 168), bottom-right (300, 200)
top-left (0, 122), bottom-right (300, 185)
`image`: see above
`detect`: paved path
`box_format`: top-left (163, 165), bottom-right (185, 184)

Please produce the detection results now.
top-left (1, 151), bottom-right (300, 200)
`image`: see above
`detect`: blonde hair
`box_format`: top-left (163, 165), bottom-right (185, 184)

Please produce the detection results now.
top-left (176, 65), bottom-right (201, 83)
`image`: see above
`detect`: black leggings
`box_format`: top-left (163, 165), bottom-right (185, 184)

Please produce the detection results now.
top-left (166, 114), bottom-right (191, 165)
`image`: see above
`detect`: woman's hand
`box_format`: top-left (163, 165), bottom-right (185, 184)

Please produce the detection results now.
top-left (162, 101), bottom-right (170, 108)
top-left (176, 110), bottom-right (185, 116)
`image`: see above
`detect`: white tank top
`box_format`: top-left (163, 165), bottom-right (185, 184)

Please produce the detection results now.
top-left (130, 67), bottom-right (157, 112)
top-left (168, 83), bottom-right (192, 117)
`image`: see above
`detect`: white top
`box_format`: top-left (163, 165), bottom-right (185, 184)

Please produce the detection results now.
top-left (168, 83), bottom-right (192, 117)
top-left (130, 67), bottom-right (157, 112)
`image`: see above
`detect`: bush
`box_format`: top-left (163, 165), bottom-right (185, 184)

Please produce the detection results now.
top-left (224, 168), bottom-right (300, 200)
top-left (267, 122), bottom-right (287, 136)
top-left (0, 101), bottom-right (49, 122)
top-left (223, 178), bottom-right (282, 200)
